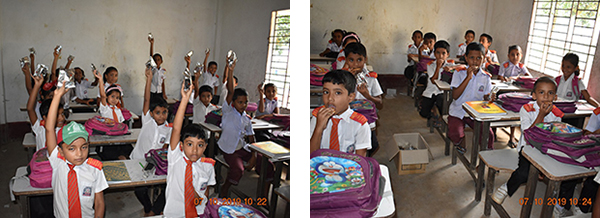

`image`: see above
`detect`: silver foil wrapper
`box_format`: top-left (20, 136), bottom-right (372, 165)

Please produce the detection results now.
top-left (356, 71), bottom-right (367, 86)
top-left (146, 56), bottom-right (157, 69)
top-left (205, 48), bottom-right (210, 54)
top-left (65, 69), bottom-right (76, 89)
top-left (57, 69), bottom-right (68, 88)
top-left (183, 68), bottom-right (192, 91)
top-left (193, 62), bottom-right (204, 74)
top-left (91, 63), bottom-right (96, 72)
top-left (34, 64), bottom-right (48, 78)
top-left (67, 55), bottom-right (75, 62)
top-left (55, 45), bottom-right (62, 53)
top-left (186, 50), bottom-right (194, 58)
top-left (29, 47), bottom-right (36, 55)
top-left (227, 50), bottom-right (237, 66)
top-left (148, 33), bottom-right (153, 40)
top-left (20, 56), bottom-right (30, 68)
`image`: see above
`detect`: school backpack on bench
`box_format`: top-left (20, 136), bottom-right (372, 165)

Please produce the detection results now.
top-left (84, 115), bottom-right (129, 136)
top-left (499, 92), bottom-right (533, 112)
top-left (350, 99), bottom-right (378, 124)
top-left (205, 198), bottom-right (267, 218)
top-left (204, 108), bottom-right (223, 126)
top-left (515, 77), bottom-right (536, 89)
top-left (145, 148), bottom-right (168, 175)
top-left (310, 63), bottom-right (329, 86)
top-left (171, 100), bottom-right (194, 115)
top-left (27, 147), bottom-right (52, 188)
top-left (310, 149), bottom-right (384, 218)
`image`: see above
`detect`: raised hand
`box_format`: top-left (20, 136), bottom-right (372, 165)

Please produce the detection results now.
top-left (145, 67), bottom-right (153, 79)
top-left (315, 107), bottom-right (335, 131)
top-left (257, 83), bottom-right (264, 96)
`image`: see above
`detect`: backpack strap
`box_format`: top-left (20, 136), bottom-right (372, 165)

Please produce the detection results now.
top-left (87, 158), bottom-right (103, 170)
top-left (572, 76), bottom-right (582, 99)
top-left (200, 157), bottom-right (216, 166)
top-left (551, 105), bottom-right (564, 118)
top-left (349, 112), bottom-right (368, 125)
top-left (555, 75), bottom-right (562, 86)
top-left (312, 106), bottom-right (325, 117)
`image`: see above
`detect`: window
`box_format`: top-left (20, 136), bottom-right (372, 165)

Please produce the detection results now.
top-left (524, 0), bottom-right (600, 85)
top-left (265, 9), bottom-right (291, 109)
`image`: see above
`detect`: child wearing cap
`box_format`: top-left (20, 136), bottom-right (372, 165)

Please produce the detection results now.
top-left (45, 86), bottom-right (108, 218)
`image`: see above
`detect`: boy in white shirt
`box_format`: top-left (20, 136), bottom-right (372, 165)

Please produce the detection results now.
top-left (27, 74), bottom-right (66, 151)
top-left (45, 86), bottom-right (108, 218)
top-left (149, 36), bottom-right (168, 100)
top-left (193, 84), bottom-right (219, 124)
top-left (457, 30), bottom-right (475, 59)
top-left (201, 50), bottom-right (221, 105)
top-left (405, 30), bottom-right (423, 83)
top-left (419, 32), bottom-right (437, 60)
top-left (479, 33), bottom-right (499, 71)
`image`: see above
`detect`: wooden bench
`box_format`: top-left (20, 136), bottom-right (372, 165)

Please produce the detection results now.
top-left (269, 185), bottom-right (290, 218)
top-left (476, 149), bottom-right (519, 217)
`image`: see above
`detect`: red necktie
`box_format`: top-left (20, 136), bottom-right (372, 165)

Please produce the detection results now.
top-left (184, 159), bottom-right (198, 218)
top-left (111, 106), bottom-right (119, 122)
top-left (330, 118), bottom-right (341, 151)
top-left (68, 164), bottom-right (82, 218)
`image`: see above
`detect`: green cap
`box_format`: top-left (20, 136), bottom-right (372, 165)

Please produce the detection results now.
top-left (57, 121), bottom-right (89, 145)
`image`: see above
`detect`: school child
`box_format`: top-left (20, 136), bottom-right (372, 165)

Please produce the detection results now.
top-left (479, 33), bottom-right (499, 68)
top-left (72, 67), bottom-right (99, 106)
top-left (93, 69), bottom-right (133, 160)
top-left (419, 32), bottom-right (436, 60)
top-left (97, 67), bottom-right (123, 105)
top-left (162, 81), bottom-right (215, 218)
top-left (45, 85), bottom-right (108, 218)
top-left (148, 36), bottom-right (168, 100)
top-left (319, 29), bottom-right (345, 58)
top-left (217, 59), bottom-right (274, 198)
top-left (457, 30), bottom-right (475, 59)
top-left (22, 64), bottom-right (56, 121)
top-left (556, 53), bottom-right (599, 106)
top-left (51, 45), bottom-right (74, 83)
top-left (26, 73), bottom-right (65, 151)
top-left (498, 45), bottom-right (530, 82)
top-left (448, 43), bottom-right (495, 152)
top-left (335, 32), bottom-right (361, 70)
top-left (405, 30), bottom-right (423, 85)
top-left (310, 70), bottom-right (371, 157)
top-left (420, 40), bottom-right (459, 126)
top-left (192, 84), bottom-right (218, 124)
top-left (255, 83), bottom-right (279, 119)
top-left (217, 68), bottom-right (238, 107)
top-left (200, 49), bottom-right (221, 105)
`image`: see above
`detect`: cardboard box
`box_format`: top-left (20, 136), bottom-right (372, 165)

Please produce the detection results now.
top-left (389, 133), bottom-right (430, 175)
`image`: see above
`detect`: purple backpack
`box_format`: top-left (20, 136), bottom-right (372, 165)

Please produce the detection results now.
top-left (310, 64), bottom-right (329, 86)
top-left (205, 198), bottom-right (266, 218)
top-left (204, 108), bottom-right (223, 126)
top-left (310, 149), bottom-right (384, 218)
top-left (416, 57), bottom-right (435, 72)
top-left (262, 114), bottom-right (291, 130)
top-left (350, 99), bottom-right (378, 124)
top-left (145, 148), bottom-right (168, 175)
top-left (499, 92), bottom-right (533, 112)
top-left (27, 147), bottom-right (52, 188)
top-left (515, 77), bottom-right (536, 89)
top-left (84, 115), bottom-right (129, 136)
top-left (171, 101), bottom-right (194, 115)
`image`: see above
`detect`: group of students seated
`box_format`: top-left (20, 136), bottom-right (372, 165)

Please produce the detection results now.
top-left (21, 36), bottom-right (281, 217)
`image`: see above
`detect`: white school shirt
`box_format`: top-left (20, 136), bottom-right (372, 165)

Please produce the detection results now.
top-left (48, 148), bottom-right (108, 218)
top-left (499, 61), bottom-right (529, 78)
top-left (407, 43), bottom-right (420, 65)
top-left (217, 102), bottom-right (254, 154)
top-left (310, 107), bottom-right (371, 153)
top-left (218, 82), bottom-right (229, 107)
top-left (354, 71), bottom-right (383, 128)
top-left (585, 108), bottom-right (600, 132)
top-left (74, 79), bottom-right (94, 99)
top-left (31, 119), bottom-right (61, 151)
top-left (327, 41), bottom-right (342, 53)
top-left (255, 98), bottom-right (278, 117)
top-left (98, 103), bottom-right (125, 123)
top-left (423, 60), bottom-right (456, 98)
top-left (517, 102), bottom-right (563, 151)
top-left (557, 73), bottom-right (586, 102)
top-left (335, 50), bottom-right (346, 70)
top-left (449, 67), bottom-right (493, 118)
top-left (485, 49), bottom-right (499, 64)
top-left (35, 101), bottom-right (42, 121)
top-left (151, 67), bottom-right (166, 93)
top-left (201, 72), bottom-right (220, 90)
top-left (192, 98), bottom-right (218, 124)
top-left (163, 143), bottom-right (216, 217)
top-left (129, 111), bottom-right (172, 160)
top-left (457, 42), bottom-right (468, 57)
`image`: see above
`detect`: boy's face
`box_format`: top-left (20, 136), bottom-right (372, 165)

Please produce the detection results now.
top-left (345, 53), bottom-right (367, 75)
top-left (508, 48), bottom-right (522, 65)
top-left (150, 106), bottom-right (168, 125)
top-left (343, 39), bottom-right (357, 48)
top-left (107, 70), bottom-right (118, 84)
top-left (44, 108), bottom-right (66, 127)
top-left (466, 50), bottom-right (484, 68)
top-left (208, 64), bottom-right (217, 74)
top-left (424, 38), bottom-right (435, 49)
top-left (532, 82), bottom-right (557, 105)
top-left (153, 56), bottom-right (163, 67)
top-left (264, 86), bottom-right (277, 100)
top-left (181, 136), bottom-right (207, 162)
top-left (233, 95), bottom-right (248, 114)
top-left (434, 48), bottom-right (449, 61)
top-left (107, 92), bottom-right (121, 106)
top-left (200, 91), bottom-right (213, 106)
top-left (479, 37), bottom-right (491, 49)
top-left (322, 82), bottom-right (355, 115)
top-left (332, 32), bottom-right (343, 45)
top-left (412, 33), bottom-right (423, 46)
top-left (561, 60), bottom-right (578, 75)
top-left (74, 69), bottom-right (84, 81)
top-left (58, 138), bottom-right (89, 166)
top-left (465, 33), bottom-right (475, 44)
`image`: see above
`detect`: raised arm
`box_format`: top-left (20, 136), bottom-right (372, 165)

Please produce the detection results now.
top-left (149, 37), bottom-right (154, 57)
top-left (203, 50), bottom-right (210, 73)
top-left (45, 86), bottom-right (69, 154)
top-left (225, 60), bottom-right (237, 105)
top-left (90, 76), bottom-right (99, 86)
top-left (193, 66), bottom-right (202, 99)
top-left (65, 55), bottom-right (74, 69)
top-left (143, 67), bottom-right (153, 114)
top-left (93, 70), bottom-right (107, 106)
top-left (30, 52), bottom-right (36, 79)
top-left (170, 82), bottom-right (194, 151)
top-left (23, 64), bottom-right (33, 95)
top-left (51, 46), bottom-right (60, 82)
top-left (257, 84), bottom-right (265, 113)
top-left (27, 75), bottom-right (44, 125)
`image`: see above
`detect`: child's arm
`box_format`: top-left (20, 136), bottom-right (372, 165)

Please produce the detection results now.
top-left (65, 55), bottom-right (74, 69)
top-left (310, 107), bottom-right (335, 153)
top-left (27, 75), bottom-right (44, 125)
top-left (225, 60), bottom-right (237, 105)
top-left (319, 48), bottom-right (331, 57)
top-left (94, 191), bottom-right (105, 218)
top-left (93, 70), bottom-right (108, 106)
top-left (51, 47), bottom-right (60, 82)
top-left (452, 67), bottom-right (475, 100)
top-left (23, 64), bottom-right (33, 95)
top-left (257, 84), bottom-right (265, 113)
top-left (169, 82), bottom-right (194, 151)
top-left (142, 67), bottom-right (152, 115)
top-left (357, 83), bottom-right (383, 109)
top-left (203, 50), bottom-right (210, 72)
top-left (30, 52), bottom-right (35, 80)
top-left (149, 36), bottom-right (154, 57)
top-left (430, 61), bottom-right (444, 88)
top-left (193, 66), bottom-right (202, 99)
top-left (356, 149), bottom-right (367, 157)
top-left (530, 102), bottom-right (553, 129)
top-left (582, 90), bottom-right (599, 108)
top-left (90, 76), bottom-right (100, 87)
top-left (162, 81), bottom-right (167, 100)
top-left (45, 86), bottom-right (69, 155)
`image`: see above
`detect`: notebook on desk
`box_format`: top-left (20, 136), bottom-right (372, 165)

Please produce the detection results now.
top-left (465, 101), bottom-right (508, 117)
top-left (103, 161), bottom-right (131, 183)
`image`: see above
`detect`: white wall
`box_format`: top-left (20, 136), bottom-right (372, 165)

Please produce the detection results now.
top-left (487, 0), bottom-right (534, 65)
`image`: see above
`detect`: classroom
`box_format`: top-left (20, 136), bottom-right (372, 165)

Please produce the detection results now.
top-left (310, 0), bottom-right (600, 217)
top-left (0, 0), bottom-right (291, 217)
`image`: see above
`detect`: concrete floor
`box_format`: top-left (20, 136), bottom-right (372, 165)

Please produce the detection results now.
top-left (370, 93), bottom-right (591, 218)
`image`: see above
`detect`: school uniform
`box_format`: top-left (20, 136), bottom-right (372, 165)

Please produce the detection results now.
top-left (192, 98), bottom-right (218, 124)
top-left (335, 50), bottom-right (346, 70)
top-left (97, 103), bottom-right (132, 160)
top-left (255, 97), bottom-right (278, 118)
top-left (218, 102), bottom-right (273, 184)
top-left (499, 61), bottom-right (529, 78)
top-left (354, 70), bottom-right (383, 129)
top-left (201, 72), bottom-right (219, 91)
top-left (407, 43), bottom-right (420, 66)
top-left (98, 103), bottom-right (125, 123)
top-left (420, 60), bottom-right (457, 119)
top-left (129, 111), bottom-right (172, 160)
top-left (150, 67), bottom-right (166, 94)
top-left (310, 106), bottom-right (371, 153)
top-left (585, 108), bottom-right (600, 132)
top-left (457, 42), bottom-right (468, 57)
top-left (327, 41), bottom-right (342, 53)
top-left (164, 143), bottom-right (216, 217)
top-left (35, 101), bottom-right (42, 123)
top-left (557, 73), bottom-right (586, 102)
top-left (74, 79), bottom-right (94, 100)
top-left (31, 119), bottom-right (60, 151)
top-left (48, 148), bottom-right (108, 218)
top-left (217, 82), bottom-right (228, 107)
top-left (447, 66), bottom-right (495, 149)
top-left (485, 49), bottom-right (499, 64)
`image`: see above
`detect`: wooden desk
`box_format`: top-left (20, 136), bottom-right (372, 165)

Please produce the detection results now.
top-left (68, 112), bottom-right (139, 129)
top-left (199, 119), bottom-right (283, 157)
top-left (310, 54), bottom-right (335, 63)
top-left (478, 149), bottom-right (519, 216)
top-left (373, 165), bottom-right (396, 218)
top-left (11, 159), bottom-right (166, 218)
top-left (249, 142), bottom-right (289, 199)
top-left (20, 101), bottom-right (95, 112)
top-left (520, 146), bottom-right (597, 218)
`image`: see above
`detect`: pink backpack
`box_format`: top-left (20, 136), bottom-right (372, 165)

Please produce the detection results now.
top-left (84, 115), bottom-right (129, 136)
top-left (555, 75), bottom-right (583, 99)
top-left (120, 107), bottom-right (132, 120)
top-left (28, 148), bottom-right (52, 188)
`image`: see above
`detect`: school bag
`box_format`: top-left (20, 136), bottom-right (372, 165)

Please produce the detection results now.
top-left (27, 147), bottom-right (52, 188)
top-left (262, 114), bottom-right (291, 130)
top-left (310, 63), bottom-right (329, 86)
top-left (204, 108), bottom-right (223, 126)
top-left (349, 99), bottom-right (378, 124)
top-left (499, 92), bottom-right (533, 112)
top-left (246, 102), bottom-right (258, 113)
top-left (310, 149), bottom-right (384, 218)
top-left (84, 115), bottom-right (129, 136)
top-left (555, 75), bottom-right (584, 100)
top-left (514, 77), bottom-right (536, 89)
top-left (204, 198), bottom-right (267, 218)
top-left (171, 100), bottom-right (194, 115)
top-left (145, 148), bottom-right (168, 175)
top-left (120, 107), bottom-right (132, 121)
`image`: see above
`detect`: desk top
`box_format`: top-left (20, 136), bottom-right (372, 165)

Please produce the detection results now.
top-left (248, 141), bottom-right (290, 161)
top-left (68, 112), bottom-right (139, 123)
top-left (21, 101), bottom-right (94, 111)
top-left (522, 146), bottom-right (596, 181)
top-left (22, 129), bottom-right (141, 148)
top-left (310, 54), bottom-right (335, 62)
top-left (11, 159), bottom-right (166, 196)
top-left (434, 79), bottom-right (531, 92)
top-left (462, 102), bottom-right (594, 122)
top-left (479, 149), bottom-right (519, 172)
top-left (373, 164), bottom-right (395, 218)
top-left (199, 119), bottom-right (282, 133)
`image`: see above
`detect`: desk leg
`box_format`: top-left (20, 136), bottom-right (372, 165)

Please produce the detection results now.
top-left (257, 156), bottom-right (268, 199)
top-left (208, 132), bottom-right (216, 158)
top-left (541, 180), bottom-right (560, 218)
top-left (442, 90), bottom-right (450, 116)
top-left (20, 195), bottom-right (30, 218)
top-left (269, 161), bottom-right (284, 218)
top-left (475, 157), bottom-right (485, 202)
top-left (484, 167), bottom-right (497, 216)
top-left (470, 120), bottom-right (481, 170)
top-left (520, 163), bottom-right (539, 218)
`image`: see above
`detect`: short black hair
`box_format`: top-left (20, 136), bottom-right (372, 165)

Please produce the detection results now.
top-left (434, 40), bottom-right (450, 52)
top-left (149, 96), bottom-right (168, 112)
top-left (106, 84), bottom-right (122, 97)
top-left (232, 88), bottom-right (248, 101)
top-left (39, 99), bottom-right (64, 118)
top-left (208, 61), bottom-right (218, 68)
top-left (412, 30), bottom-right (423, 38)
top-left (344, 42), bottom-right (367, 58)
top-left (264, 83), bottom-right (276, 90)
top-left (332, 29), bottom-right (345, 37)
top-left (532, 76), bottom-right (557, 94)
top-left (480, 33), bottom-right (493, 43)
top-left (152, 53), bottom-right (163, 61)
top-left (424, 32), bottom-right (436, 41)
top-left (233, 76), bottom-right (238, 83)
top-left (562, 53), bottom-right (580, 76)
top-left (180, 123), bottom-right (206, 142)
top-left (466, 42), bottom-right (485, 57)
top-left (466, 30), bottom-right (475, 36)
top-left (508, 45), bottom-right (521, 54)
top-left (199, 85), bottom-right (213, 96)
top-left (322, 70), bottom-right (356, 94)
top-left (74, 67), bottom-right (85, 78)
top-left (103, 66), bottom-right (118, 83)
top-left (342, 31), bottom-right (360, 46)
